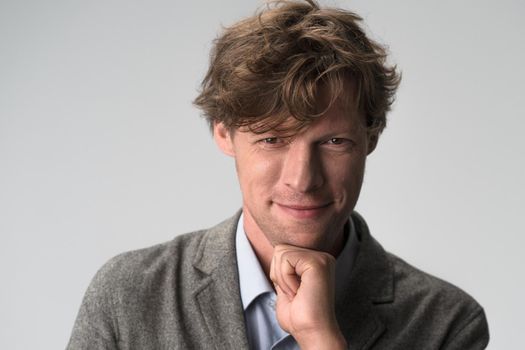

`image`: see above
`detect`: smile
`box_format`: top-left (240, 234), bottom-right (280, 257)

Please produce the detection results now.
top-left (274, 202), bottom-right (332, 219)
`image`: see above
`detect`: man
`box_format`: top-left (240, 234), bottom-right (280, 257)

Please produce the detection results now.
top-left (68, 1), bottom-right (489, 349)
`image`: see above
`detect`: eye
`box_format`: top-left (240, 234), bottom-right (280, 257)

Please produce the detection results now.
top-left (325, 137), bottom-right (352, 146)
top-left (256, 136), bottom-right (287, 149)
top-left (262, 137), bottom-right (279, 144)
top-left (322, 137), bottom-right (355, 151)
top-left (327, 138), bottom-right (345, 145)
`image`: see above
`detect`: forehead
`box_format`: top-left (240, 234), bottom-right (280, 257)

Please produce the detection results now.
top-left (242, 79), bottom-right (363, 133)
top-left (244, 84), bottom-right (366, 130)
top-left (300, 98), bottom-right (366, 135)
top-left (237, 96), bottom-right (365, 138)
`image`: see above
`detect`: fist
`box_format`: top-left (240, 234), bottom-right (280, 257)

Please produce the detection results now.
top-left (270, 244), bottom-right (347, 350)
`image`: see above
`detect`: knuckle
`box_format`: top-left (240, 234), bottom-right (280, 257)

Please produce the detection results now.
top-left (316, 252), bottom-right (336, 268)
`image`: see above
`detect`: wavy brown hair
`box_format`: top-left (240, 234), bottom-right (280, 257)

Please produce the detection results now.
top-left (193, 0), bottom-right (400, 135)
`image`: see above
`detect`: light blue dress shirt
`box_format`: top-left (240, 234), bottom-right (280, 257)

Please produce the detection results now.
top-left (235, 213), bottom-right (359, 350)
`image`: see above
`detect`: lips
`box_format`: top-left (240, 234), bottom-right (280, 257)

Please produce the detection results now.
top-left (274, 202), bottom-right (332, 219)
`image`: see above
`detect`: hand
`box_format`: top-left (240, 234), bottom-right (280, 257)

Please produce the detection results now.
top-left (270, 244), bottom-right (347, 350)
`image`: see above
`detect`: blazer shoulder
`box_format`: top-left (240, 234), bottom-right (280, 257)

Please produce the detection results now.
top-left (83, 212), bottom-right (240, 306)
top-left (384, 252), bottom-right (489, 348)
top-left (69, 213), bottom-right (242, 348)
top-left (387, 252), bottom-right (481, 309)
top-left (92, 228), bottom-right (207, 294)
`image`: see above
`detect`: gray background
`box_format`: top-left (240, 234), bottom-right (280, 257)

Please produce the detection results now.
top-left (1, 0), bottom-right (523, 348)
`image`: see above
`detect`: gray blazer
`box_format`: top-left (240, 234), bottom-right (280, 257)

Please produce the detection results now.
top-left (67, 212), bottom-right (489, 349)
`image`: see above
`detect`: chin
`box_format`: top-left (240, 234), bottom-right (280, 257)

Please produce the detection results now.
top-left (270, 225), bottom-right (337, 251)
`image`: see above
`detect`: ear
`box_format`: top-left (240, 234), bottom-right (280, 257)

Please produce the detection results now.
top-left (213, 122), bottom-right (235, 157)
top-left (366, 131), bottom-right (378, 155)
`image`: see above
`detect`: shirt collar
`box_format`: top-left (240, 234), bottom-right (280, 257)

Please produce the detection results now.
top-left (235, 212), bottom-right (359, 311)
top-left (236, 213), bottom-right (274, 310)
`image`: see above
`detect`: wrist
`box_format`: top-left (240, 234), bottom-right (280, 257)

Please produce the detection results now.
top-left (294, 327), bottom-right (347, 350)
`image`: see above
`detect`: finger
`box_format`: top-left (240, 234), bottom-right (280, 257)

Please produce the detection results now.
top-left (280, 253), bottom-right (300, 295)
top-left (274, 284), bottom-right (293, 302)
top-left (273, 247), bottom-right (302, 298)
top-left (272, 248), bottom-right (296, 298)
top-left (270, 254), bottom-right (277, 284)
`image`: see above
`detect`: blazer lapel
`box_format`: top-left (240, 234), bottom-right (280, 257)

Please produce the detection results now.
top-left (335, 212), bottom-right (395, 349)
top-left (191, 212), bottom-right (249, 350)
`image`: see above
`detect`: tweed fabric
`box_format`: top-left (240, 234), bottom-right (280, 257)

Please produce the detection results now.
top-left (67, 212), bottom-right (489, 349)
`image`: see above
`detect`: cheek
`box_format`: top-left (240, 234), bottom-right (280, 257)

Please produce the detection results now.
top-left (237, 154), bottom-right (281, 196)
top-left (328, 156), bottom-right (366, 195)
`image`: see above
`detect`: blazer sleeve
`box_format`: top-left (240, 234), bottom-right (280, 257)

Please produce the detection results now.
top-left (66, 260), bottom-right (120, 350)
top-left (441, 306), bottom-right (490, 350)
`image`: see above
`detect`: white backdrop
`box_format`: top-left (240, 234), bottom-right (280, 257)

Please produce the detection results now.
top-left (1, 0), bottom-right (523, 348)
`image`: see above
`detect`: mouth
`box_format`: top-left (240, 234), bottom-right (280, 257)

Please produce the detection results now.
top-left (274, 202), bottom-right (332, 219)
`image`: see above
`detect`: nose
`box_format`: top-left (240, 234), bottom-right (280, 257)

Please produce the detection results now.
top-left (280, 142), bottom-right (324, 193)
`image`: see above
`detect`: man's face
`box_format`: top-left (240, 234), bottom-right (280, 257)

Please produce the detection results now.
top-left (214, 90), bottom-right (375, 254)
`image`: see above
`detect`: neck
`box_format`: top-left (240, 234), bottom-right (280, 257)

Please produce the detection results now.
top-left (243, 223), bottom-right (274, 278)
